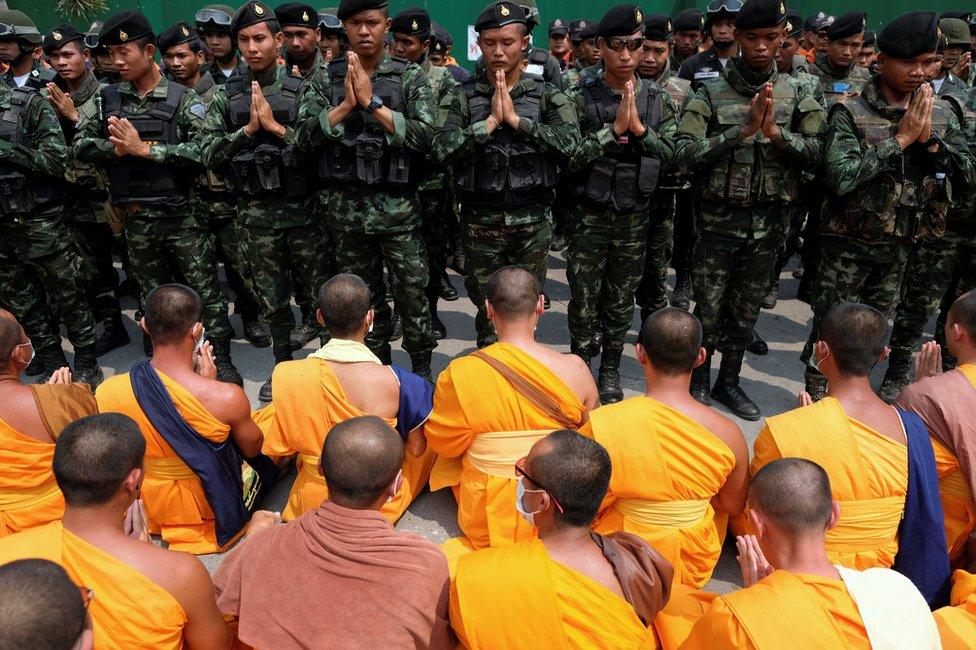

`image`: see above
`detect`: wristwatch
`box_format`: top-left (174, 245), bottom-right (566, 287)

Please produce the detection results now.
top-left (364, 95), bottom-right (384, 114)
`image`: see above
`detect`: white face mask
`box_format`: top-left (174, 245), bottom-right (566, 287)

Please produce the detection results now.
top-left (811, 346), bottom-right (829, 373)
top-left (515, 476), bottom-right (544, 526)
top-left (14, 339), bottom-right (35, 367)
top-left (195, 327), bottom-right (206, 353)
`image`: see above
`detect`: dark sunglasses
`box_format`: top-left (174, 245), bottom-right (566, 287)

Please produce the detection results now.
top-left (515, 460), bottom-right (565, 514)
top-left (605, 37), bottom-right (644, 52)
top-left (195, 8), bottom-right (233, 28)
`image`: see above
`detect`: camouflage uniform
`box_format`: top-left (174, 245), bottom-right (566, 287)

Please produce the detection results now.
top-left (2, 60), bottom-right (55, 90)
top-left (435, 71), bottom-right (581, 347)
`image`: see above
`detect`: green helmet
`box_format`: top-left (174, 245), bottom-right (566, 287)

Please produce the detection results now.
top-left (195, 4), bottom-right (235, 32)
top-left (519, 0), bottom-right (541, 30)
top-left (0, 9), bottom-right (42, 46)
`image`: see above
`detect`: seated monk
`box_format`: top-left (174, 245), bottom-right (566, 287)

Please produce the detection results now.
top-left (95, 284), bottom-right (270, 554)
top-left (0, 558), bottom-right (93, 650)
top-left (450, 430), bottom-right (673, 649)
top-left (934, 570), bottom-right (976, 649)
top-left (897, 290), bottom-right (976, 569)
top-left (682, 458), bottom-right (940, 650)
top-left (215, 416), bottom-right (452, 649)
top-left (425, 267), bottom-right (599, 554)
top-left (254, 274), bottom-right (435, 523)
top-left (0, 413), bottom-right (232, 648)
top-left (582, 308), bottom-right (748, 589)
top-left (0, 310), bottom-right (97, 536)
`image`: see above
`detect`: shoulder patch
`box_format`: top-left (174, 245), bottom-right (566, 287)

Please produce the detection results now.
top-left (188, 103), bottom-right (206, 120)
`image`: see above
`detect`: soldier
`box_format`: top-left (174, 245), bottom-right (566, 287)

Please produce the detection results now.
top-left (472, 0), bottom-right (563, 89)
top-left (808, 12), bottom-right (871, 107)
top-left (859, 29), bottom-right (877, 69)
top-left (930, 17), bottom-right (971, 97)
top-left (295, 0), bottom-right (436, 378)
top-left (42, 25), bottom-right (129, 358)
top-left (435, 0), bottom-right (580, 349)
top-left (671, 8), bottom-right (704, 70)
top-left (195, 4), bottom-right (239, 84)
top-left (676, 0), bottom-right (825, 420)
top-left (801, 11), bottom-right (975, 400)
top-left (0, 10), bottom-right (54, 90)
top-left (317, 9), bottom-right (348, 61)
top-left (86, 22), bottom-right (122, 85)
top-left (277, 3), bottom-right (324, 79)
top-left (775, 11), bottom-right (813, 77)
top-left (565, 6), bottom-right (676, 404)
top-left (430, 22), bottom-right (471, 83)
top-left (548, 18), bottom-right (572, 70)
top-left (678, 0), bottom-right (740, 90)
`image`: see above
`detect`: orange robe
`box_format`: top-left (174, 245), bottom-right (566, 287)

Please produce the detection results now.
top-left (425, 343), bottom-right (586, 552)
top-left (934, 570), bottom-right (976, 649)
top-left (95, 372), bottom-right (237, 554)
top-left (582, 396), bottom-right (735, 588)
top-left (751, 398), bottom-right (907, 569)
top-left (0, 521), bottom-right (187, 649)
top-left (254, 357), bottom-right (435, 522)
top-left (450, 538), bottom-right (656, 649)
top-left (932, 439), bottom-right (976, 567)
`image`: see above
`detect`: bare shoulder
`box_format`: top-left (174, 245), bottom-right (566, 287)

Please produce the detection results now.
top-left (689, 401), bottom-right (747, 452)
top-left (115, 537), bottom-right (210, 606)
top-left (197, 379), bottom-right (250, 424)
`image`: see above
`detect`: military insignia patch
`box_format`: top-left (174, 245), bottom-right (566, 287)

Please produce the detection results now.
top-left (254, 3), bottom-right (265, 16)
top-left (411, 19), bottom-right (418, 30)
top-left (189, 103), bottom-right (206, 120)
top-left (119, 30), bottom-right (128, 41)
top-left (303, 11), bottom-right (310, 21)
top-left (635, 9), bottom-right (642, 23)
top-left (53, 31), bottom-right (63, 41)
top-left (181, 24), bottom-right (189, 36)
top-left (500, 4), bottom-right (510, 17)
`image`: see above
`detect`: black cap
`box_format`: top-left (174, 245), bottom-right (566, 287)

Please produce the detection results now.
top-left (336, 0), bottom-right (389, 21)
top-left (99, 10), bottom-right (154, 46)
top-left (391, 6), bottom-right (430, 37)
top-left (597, 5), bottom-right (644, 38)
top-left (643, 14), bottom-right (673, 42)
top-left (569, 19), bottom-right (586, 41)
top-left (878, 11), bottom-right (940, 59)
top-left (733, 0), bottom-right (788, 30)
top-left (275, 3), bottom-right (318, 28)
top-left (784, 11), bottom-right (803, 38)
top-left (157, 22), bottom-right (199, 52)
top-left (43, 24), bottom-right (85, 54)
top-left (475, 1), bottom-right (527, 33)
top-left (579, 19), bottom-right (598, 40)
top-left (674, 8), bottom-right (704, 32)
top-left (548, 18), bottom-right (569, 36)
top-left (862, 29), bottom-right (876, 46)
top-left (826, 11), bottom-right (866, 41)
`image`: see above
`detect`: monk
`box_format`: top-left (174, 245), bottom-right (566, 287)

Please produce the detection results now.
top-left (95, 284), bottom-right (267, 554)
top-left (934, 569), bottom-right (976, 648)
top-left (583, 308), bottom-right (748, 589)
top-left (450, 429), bottom-right (673, 649)
top-left (255, 274), bottom-right (435, 523)
top-left (0, 310), bottom-right (98, 537)
top-left (0, 558), bottom-right (92, 650)
top-left (897, 289), bottom-right (976, 569)
top-left (426, 267), bottom-right (599, 554)
top-left (215, 416), bottom-right (452, 649)
top-left (0, 413), bottom-right (232, 649)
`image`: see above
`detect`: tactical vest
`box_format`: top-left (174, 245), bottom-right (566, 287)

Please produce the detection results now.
top-left (810, 63), bottom-right (871, 107)
top-left (317, 57), bottom-right (416, 190)
top-left (456, 75), bottom-right (559, 209)
top-left (193, 74), bottom-right (232, 198)
top-left (823, 96), bottom-right (954, 241)
top-left (226, 71), bottom-right (308, 198)
top-left (945, 94), bottom-right (976, 236)
top-left (101, 82), bottom-right (192, 205)
top-left (0, 88), bottom-right (63, 216)
top-left (575, 78), bottom-right (663, 212)
top-left (65, 88), bottom-right (108, 197)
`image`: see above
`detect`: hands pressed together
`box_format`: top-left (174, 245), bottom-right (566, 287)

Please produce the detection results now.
top-left (485, 70), bottom-right (521, 134)
top-left (244, 80), bottom-right (287, 138)
top-left (611, 80), bottom-right (647, 140)
top-left (896, 84), bottom-right (936, 151)
top-left (741, 83), bottom-right (782, 141)
top-left (736, 534), bottom-right (774, 587)
top-left (107, 116), bottom-right (152, 158)
top-left (45, 83), bottom-right (78, 124)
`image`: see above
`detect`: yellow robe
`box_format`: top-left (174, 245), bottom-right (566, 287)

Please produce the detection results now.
top-left (425, 343), bottom-right (586, 551)
top-left (95, 372), bottom-right (235, 554)
top-left (450, 538), bottom-right (656, 649)
top-left (0, 521), bottom-right (187, 649)
top-left (582, 397), bottom-right (735, 588)
top-left (680, 571), bottom-right (870, 649)
top-left (932, 439), bottom-right (976, 567)
top-left (934, 570), bottom-right (976, 649)
top-left (254, 357), bottom-right (435, 522)
top-left (751, 398), bottom-right (907, 569)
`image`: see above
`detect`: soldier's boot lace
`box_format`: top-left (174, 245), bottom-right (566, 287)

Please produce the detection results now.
top-left (671, 274), bottom-right (693, 310)
top-left (242, 318), bottom-right (271, 348)
top-left (72, 345), bottom-right (104, 388)
top-left (212, 340), bottom-right (244, 387)
top-left (289, 320), bottom-right (320, 351)
top-left (690, 350), bottom-right (712, 406)
top-left (94, 316), bottom-right (130, 356)
top-left (410, 351), bottom-right (434, 383)
top-left (597, 347), bottom-right (624, 405)
top-left (33, 346), bottom-right (70, 383)
top-left (259, 344), bottom-right (293, 402)
top-left (879, 354), bottom-right (912, 404)
top-left (711, 350), bottom-right (761, 421)
top-left (803, 367), bottom-right (828, 402)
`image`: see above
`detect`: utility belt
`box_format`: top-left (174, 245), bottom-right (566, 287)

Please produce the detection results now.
top-left (230, 143), bottom-right (309, 199)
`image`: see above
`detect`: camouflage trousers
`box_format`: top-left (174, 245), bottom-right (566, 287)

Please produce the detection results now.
top-left (0, 244), bottom-right (61, 353)
top-left (800, 235), bottom-right (912, 366)
top-left (463, 218), bottom-right (551, 348)
top-left (206, 213), bottom-right (261, 322)
top-left (770, 203), bottom-right (808, 289)
top-left (670, 191), bottom-right (695, 285)
top-left (635, 192), bottom-right (675, 314)
top-left (125, 210), bottom-right (232, 344)
top-left (936, 238), bottom-right (976, 355)
top-left (419, 188), bottom-right (454, 303)
top-left (67, 219), bottom-right (121, 324)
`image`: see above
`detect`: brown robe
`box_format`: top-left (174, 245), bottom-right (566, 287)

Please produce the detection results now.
top-left (28, 383), bottom-right (97, 439)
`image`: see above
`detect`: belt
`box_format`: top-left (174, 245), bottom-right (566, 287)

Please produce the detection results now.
top-left (145, 456), bottom-right (197, 481)
top-left (614, 497), bottom-right (710, 529)
top-left (298, 453), bottom-right (326, 485)
top-left (465, 429), bottom-right (553, 479)
top-left (826, 496), bottom-right (904, 552)
top-left (0, 479), bottom-right (61, 510)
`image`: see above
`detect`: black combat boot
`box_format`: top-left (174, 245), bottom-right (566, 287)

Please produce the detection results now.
top-left (451, 241), bottom-right (467, 275)
top-left (439, 272), bottom-right (459, 301)
top-left (690, 350), bottom-right (712, 406)
top-left (671, 274), bottom-right (693, 310)
top-left (389, 312), bottom-right (403, 342)
top-left (410, 351), bottom-right (434, 383)
top-left (761, 280), bottom-right (779, 310)
top-left (804, 367), bottom-right (828, 402)
top-left (72, 345), bottom-right (104, 387)
top-left (289, 319), bottom-right (320, 351)
top-left (94, 315), bottom-right (130, 356)
top-left (242, 317), bottom-right (271, 348)
top-left (879, 353), bottom-right (912, 404)
top-left (212, 340), bottom-right (244, 387)
top-left (430, 297), bottom-right (447, 340)
top-left (711, 350), bottom-right (760, 421)
top-left (33, 346), bottom-right (70, 383)
top-left (598, 347), bottom-right (624, 404)
top-left (747, 333), bottom-right (769, 356)
top-left (259, 344), bottom-right (293, 402)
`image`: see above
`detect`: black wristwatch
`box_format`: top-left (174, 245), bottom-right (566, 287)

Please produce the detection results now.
top-left (364, 95), bottom-right (384, 114)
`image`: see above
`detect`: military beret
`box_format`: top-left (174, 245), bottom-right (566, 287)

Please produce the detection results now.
top-left (674, 8), bottom-right (704, 32)
top-left (391, 6), bottom-right (430, 37)
top-left (862, 29), bottom-right (876, 46)
top-left (597, 5), bottom-right (644, 38)
top-left (475, 1), bottom-right (527, 33)
top-left (568, 19), bottom-right (586, 41)
top-left (579, 19), bottom-right (599, 40)
top-left (643, 14), bottom-right (673, 42)
top-left (939, 17), bottom-right (971, 48)
top-left (733, 0), bottom-right (788, 30)
top-left (805, 11), bottom-right (830, 31)
top-left (231, 2), bottom-right (277, 38)
top-left (784, 11), bottom-right (803, 38)
top-left (878, 11), bottom-right (940, 59)
top-left (548, 18), bottom-right (569, 36)
top-left (275, 3), bottom-right (318, 28)
top-left (826, 12), bottom-right (866, 41)
top-left (336, 0), bottom-right (389, 21)
top-left (99, 10), bottom-right (154, 46)
top-left (157, 22), bottom-right (198, 52)
top-left (431, 21), bottom-right (453, 47)
top-left (43, 24), bottom-right (86, 54)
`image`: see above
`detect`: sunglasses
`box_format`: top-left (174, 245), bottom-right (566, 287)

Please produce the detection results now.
top-left (515, 458), bottom-right (565, 514)
top-left (707, 0), bottom-right (744, 13)
top-left (319, 13), bottom-right (342, 30)
top-left (605, 37), bottom-right (644, 52)
top-left (195, 9), bottom-right (233, 28)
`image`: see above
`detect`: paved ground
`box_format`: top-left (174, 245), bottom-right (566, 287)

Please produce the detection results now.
top-left (85, 250), bottom-right (908, 594)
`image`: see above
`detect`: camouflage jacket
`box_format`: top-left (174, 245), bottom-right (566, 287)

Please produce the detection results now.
top-left (934, 73), bottom-right (969, 99)
top-left (945, 86), bottom-right (976, 236)
top-left (3, 61), bottom-right (56, 90)
top-left (203, 59), bottom-right (237, 86)
top-left (0, 82), bottom-right (66, 181)
top-left (190, 72), bottom-right (235, 219)
top-left (419, 60), bottom-right (459, 193)
top-left (822, 76), bottom-right (975, 243)
top-left (645, 62), bottom-right (692, 110)
top-left (808, 54), bottom-right (871, 107)
top-left (58, 71), bottom-right (110, 221)
top-left (285, 48), bottom-right (325, 83)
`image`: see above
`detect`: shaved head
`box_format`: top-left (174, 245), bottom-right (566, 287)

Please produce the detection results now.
top-left (949, 290), bottom-right (976, 339)
top-left (0, 559), bottom-right (86, 650)
top-left (318, 274), bottom-right (371, 337)
top-left (144, 284), bottom-right (203, 346)
top-left (54, 413), bottom-right (146, 507)
top-left (486, 266), bottom-right (541, 320)
top-left (321, 416), bottom-right (404, 508)
top-left (530, 430), bottom-right (611, 528)
top-left (638, 307), bottom-right (702, 375)
top-left (819, 302), bottom-right (887, 376)
top-left (749, 458), bottom-right (833, 535)
top-left (0, 317), bottom-right (23, 368)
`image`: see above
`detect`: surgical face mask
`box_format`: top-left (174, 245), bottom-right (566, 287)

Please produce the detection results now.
top-left (515, 476), bottom-right (544, 526)
top-left (13, 338), bottom-right (34, 367)
top-left (811, 346), bottom-right (829, 373)
top-left (195, 327), bottom-right (206, 353)
top-left (386, 470), bottom-right (403, 503)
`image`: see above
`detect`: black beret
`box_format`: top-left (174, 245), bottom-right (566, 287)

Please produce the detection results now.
top-left (878, 11), bottom-right (940, 59)
top-left (42, 24), bottom-right (85, 54)
top-left (432, 21), bottom-right (453, 47)
top-left (231, 2), bottom-right (277, 38)
top-left (391, 6), bottom-right (430, 37)
top-left (548, 18), bottom-right (569, 36)
top-left (805, 11), bottom-right (829, 31)
top-left (643, 14), bottom-right (673, 42)
top-left (784, 11), bottom-right (803, 38)
top-left (336, 0), bottom-right (389, 21)
top-left (99, 10), bottom-right (154, 46)
top-left (568, 19), bottom-right (586, 41)
top-left (862, 29), bottom-right (876, 46)
top-left (674, 8), bottom-right (704, 32)
top-left (275, 3), bottom-right (318, 28)
top-left (733, 0), bottom-right (788, 30)
top-left (826, 11), bottom-right (866, 41)
top-left (597, 5), bottom-right (645, 38)
top-left (475, 1), bottom-right (527, 33)
top-left (579, 19), bottom-right (598, 40)
top-left (157, 22), bottom-right (198, 52)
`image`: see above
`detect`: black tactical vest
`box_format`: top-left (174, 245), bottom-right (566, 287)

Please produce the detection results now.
top-left (576, 78), bottom-right (663, 212)
top-left (317, 57), bottom-right (415, 190)
top-left (226, 71), bottom-right (308, 198)
top-left (101, 82), bottom-right (192, 206)
top-left (456, 75), bottom-right (559, 209)
top-left (0, 88), bottom-right (63, 216)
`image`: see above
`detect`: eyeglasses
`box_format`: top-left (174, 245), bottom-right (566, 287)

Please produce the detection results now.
top-left (706, 0), bottom-right (743, 15)
top-left (195, 9), bottom-right (233, 28)
top-left (318, 13), bottom-right (342, 30)
top-left (605, 37), bottom-right (644, 52)
top-left (515, 458), bottom-right (565, 514)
